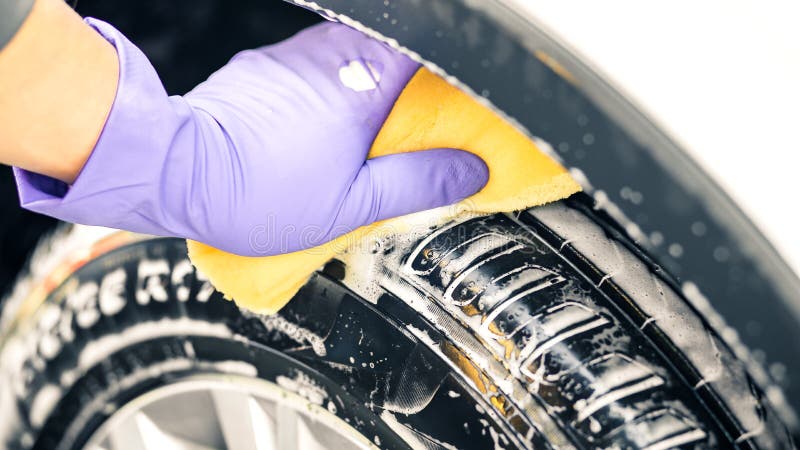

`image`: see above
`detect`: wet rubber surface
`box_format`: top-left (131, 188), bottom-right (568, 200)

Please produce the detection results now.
top-left (1, 198), bottom-right (795, 448)
top-left (288, 0), bottom-right (800, 413)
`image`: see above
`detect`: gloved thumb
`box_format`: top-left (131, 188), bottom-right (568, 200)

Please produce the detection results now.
top-left (335, 148), bottom-right (489, 231)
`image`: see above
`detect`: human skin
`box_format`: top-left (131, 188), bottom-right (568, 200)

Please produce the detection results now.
top-left (0, 0), bottom-right (118, 184)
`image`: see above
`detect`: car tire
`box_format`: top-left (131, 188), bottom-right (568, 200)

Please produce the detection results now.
top-left (0, 195), bottom-right (794, 449)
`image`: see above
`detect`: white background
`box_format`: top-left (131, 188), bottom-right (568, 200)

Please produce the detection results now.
top-left (510, 1), bottom-right (800, 275)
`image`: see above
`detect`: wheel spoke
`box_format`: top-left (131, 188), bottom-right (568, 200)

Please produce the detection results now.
top-left (275, 405), bottom-right (300, 450)
top-left (210, 389), bottom-right (278, 450)
top-left (108, 412), bottom-right (215, 450)
top-left (83, 377), bottom-right (372, 450)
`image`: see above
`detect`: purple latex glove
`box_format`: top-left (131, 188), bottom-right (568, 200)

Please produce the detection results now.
top-left (14, 19), bottom-right (488, 256)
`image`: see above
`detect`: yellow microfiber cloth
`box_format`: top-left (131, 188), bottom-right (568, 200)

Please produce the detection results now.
top-left (187, 68), bottom-right (581, 314)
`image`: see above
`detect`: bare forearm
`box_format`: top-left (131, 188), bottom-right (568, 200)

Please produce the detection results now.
top-left (0, 0), bottom-right (118, 184)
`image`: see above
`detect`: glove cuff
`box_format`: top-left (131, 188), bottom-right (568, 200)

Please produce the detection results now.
top-left (13, 17), bottom-right (192, 237)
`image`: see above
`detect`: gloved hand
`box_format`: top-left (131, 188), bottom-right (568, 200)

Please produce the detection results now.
top-left (14, 20), bottom-right (488, 256)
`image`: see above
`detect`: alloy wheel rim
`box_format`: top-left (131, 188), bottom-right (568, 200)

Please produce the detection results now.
top-left (82, 375), bottom-right (376, 450)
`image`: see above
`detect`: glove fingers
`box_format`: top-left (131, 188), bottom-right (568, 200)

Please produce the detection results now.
top-left (335, 148), bottom-right (488, 233)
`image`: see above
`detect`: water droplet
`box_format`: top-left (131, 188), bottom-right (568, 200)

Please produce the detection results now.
top-left (582, 133), bottom-right (595, 145)
top-left (338, 59), bottom-right (382, 92)
top-left (770, 362), bottom-right (787, 382)
top-left (691, 221), bottom-right (707, 236)
top-left (713, 246), bottom-right (731, 262)
top-left (619, 186), bottom-right (644, 205)
top-left (650, 231), bottom-right (664, 246)
top-left (589, 417), bottom-right (602, 433)
top-left (668, 243), bottom-right (684, 258)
